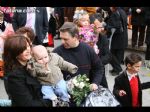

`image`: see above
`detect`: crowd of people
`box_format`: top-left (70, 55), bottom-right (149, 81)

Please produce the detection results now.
top-left (0, 7), bottom-right (150, 107)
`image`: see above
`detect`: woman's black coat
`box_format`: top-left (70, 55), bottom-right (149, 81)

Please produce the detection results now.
top-left (4, 66), bottom-right (52, 107)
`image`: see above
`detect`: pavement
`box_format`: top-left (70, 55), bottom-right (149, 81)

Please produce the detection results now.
top-left (0, 29), bottom-right (150, 106)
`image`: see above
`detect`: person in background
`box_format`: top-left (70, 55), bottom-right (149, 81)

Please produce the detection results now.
top-left (3, 34), bottom-right (52, 106)
top-left (90, 13), bottom-right (111, 88)
top-left (27, 45), bottom-right (78, 107)
top-left (106, 7), bottom-right (128, 75)
top-left (0, 7), bottom-right (15, 23)
top-left (131, 7), bottom-right (146, 48)
top-left (0, 11), bottom-right (6, 53)
top-left (113, 53), bottom-right (150, 107)
top-left (16, 26), bottom-right (35, 44)
top-left (54, 7), bottom-right (64, 39)
top-left (145, 7), bottom-right (150, 61)
top-left (64, 7), bottom-right (76, 22)
top-left (0, 10), bottom-right (14, 54)
top-left (43, 7), bottom-right (56, 47)
top-left (12, 7), bottom-right (48, 45)
top-left (0, 10), bottom-right (6, 33)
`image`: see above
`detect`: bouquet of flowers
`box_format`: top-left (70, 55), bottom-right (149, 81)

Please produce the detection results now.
top-left (67, 74), bottom-right (91, 106)
top-left (78, 24), bottom-right (99, 54)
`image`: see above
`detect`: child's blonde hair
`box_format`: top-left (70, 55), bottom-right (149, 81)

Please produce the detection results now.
top-left (73, 10), bottom-right (90, 27)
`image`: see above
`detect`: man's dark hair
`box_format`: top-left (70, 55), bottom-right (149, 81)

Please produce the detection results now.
top-left (90, 13), bottom-right (103, 24)
top-left (59, 22), bottom-right (79, 37)
top-left (124, 53), bottom-right (142, 66)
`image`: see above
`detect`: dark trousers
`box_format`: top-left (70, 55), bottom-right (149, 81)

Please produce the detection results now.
top-left (111, 49), bottom-right (124, 64)
top-left (110, 55), bottom-right (122, 73)
top-left (145, 25), bottom-right (150, 60)
top-left (109, 49), bottom-right (123, 73)
top-left (132, 25), bottom-right (146, 47)
top-left (100, 69), bottom-right (108, 88)
top-left (33, 36), bottom-right (43, 45)
top-left (146, 44), bottom-right (150, 60)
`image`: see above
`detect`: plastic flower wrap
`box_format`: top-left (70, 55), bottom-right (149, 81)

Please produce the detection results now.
top-left (78, 24), bottom-right (99, 54)
top-left (67, 74), bottom-right (91, 106)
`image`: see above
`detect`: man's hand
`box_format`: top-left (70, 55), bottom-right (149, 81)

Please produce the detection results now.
top-left (90, 83), bottom-right (98, 91)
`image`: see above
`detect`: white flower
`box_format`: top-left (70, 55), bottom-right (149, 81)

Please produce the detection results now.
top-left (66, 74), bottom-right (90, 106)
top-left (79, 82), bottom-right (85, 89)
top-left (74, 82), bottom-right (80, 87)
top-left (72, 77), bottom-right (77, 84)
top-left (86, 78), bottom-right (89, 81)
top-left (67, 81), bottom-right (74, 90)
top-left (85, 93), bottom-right (87, 97)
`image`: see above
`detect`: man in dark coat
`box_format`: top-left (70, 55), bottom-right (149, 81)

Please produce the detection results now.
top-left (106, 7), bottom-right (128, 75)
top-left (12, 7), bottom-right (48, 45)
top-left (131, 7), bottom-right (146, 48)
top-left (145, 7), bottom-right (150, 60)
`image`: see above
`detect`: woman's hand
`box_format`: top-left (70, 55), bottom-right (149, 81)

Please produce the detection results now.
top-left (90, 83), bottom-right (98, 91)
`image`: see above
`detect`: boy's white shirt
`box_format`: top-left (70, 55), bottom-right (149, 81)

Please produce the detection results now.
top-left (126, 70), bottom-right (138, 81)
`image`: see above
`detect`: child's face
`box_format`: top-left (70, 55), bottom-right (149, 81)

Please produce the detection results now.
top-left (79, 14), bottom-right (90, 27)
top-left (34, 50), bottom-right (49, 65)
top-left (127, 61), bottom-right (142, 74)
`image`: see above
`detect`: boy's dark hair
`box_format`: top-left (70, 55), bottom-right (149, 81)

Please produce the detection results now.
top-left (124, 53), bottom-right (142, 66)
top-left (59, 22), bottom-right (79, 37)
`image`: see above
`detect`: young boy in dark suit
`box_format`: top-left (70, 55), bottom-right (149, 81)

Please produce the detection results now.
top-left (113, 53), bottom-right (150, 107)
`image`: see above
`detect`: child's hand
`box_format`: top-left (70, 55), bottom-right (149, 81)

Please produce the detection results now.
top-left (119, 90), bottom-right (126, 96)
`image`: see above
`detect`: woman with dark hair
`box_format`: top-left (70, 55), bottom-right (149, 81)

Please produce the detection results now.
top-left (3, 34), bottom-right (52, 107)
